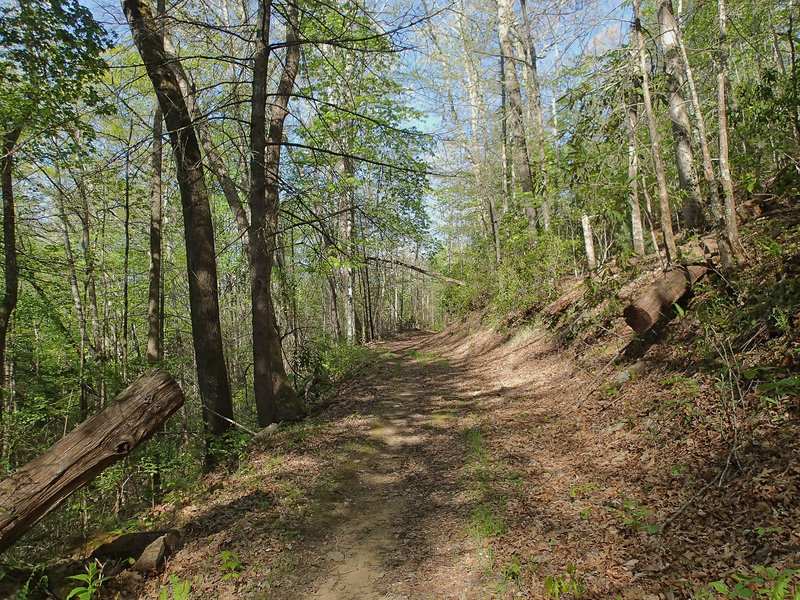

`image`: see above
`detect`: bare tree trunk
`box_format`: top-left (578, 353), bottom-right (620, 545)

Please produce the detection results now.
top-left (0, 128), bottom-right (20, 456)
top-left (497, 0), bottom-right (538, 229)
top-left (327, 274), bottom-right (341, 339)
top-left (716, 0), bottom-right (743, 266)
top-left (249, 0), bottom-right (304, 425)
top-left (124, 0), bottom-right (233, 436)
top-left (582, 214), bottom-right (597, 271)
top-left (122, 123), bottom-right (133, 382)
top-left (672, 9), bottom-right (735, 271)
top-left (625, 89), bottom-right (645, 256)
top-left (626, 50), bottom-right (646, 256)
top-left (0, 370), bottom-right (183, 554)
top-left (632, 2), bottom-right (677, 263)
top-left (148, 106), bottom-right (164, 364)
top-left (458, 15), bottom-right (501, 267)
top-left (336, 156), bottom-right (356, 345)
top-left (657, 0), bottom-right (704, 230)
top-left (500, 55), bottom-right (511, 215)
top-left (519, 0), bottom-right (550, 230)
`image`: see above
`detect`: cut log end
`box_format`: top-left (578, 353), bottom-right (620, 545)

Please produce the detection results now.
top-left (623, 265), bottom-right (709, 333)
top-left (623, 304), bottom-right (655, 332)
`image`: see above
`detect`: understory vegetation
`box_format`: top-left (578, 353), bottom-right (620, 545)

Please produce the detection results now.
top-left (0, 0), bottom-right (798, 596)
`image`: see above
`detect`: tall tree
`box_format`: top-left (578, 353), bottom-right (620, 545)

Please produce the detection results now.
top-left (657, 0), bottom-right (704, 230)
top-left (147, 0), bottom-right (165, 365)
top-left (625, 46), bottom-right (646, 256)
top-left (716, 0), bottom-right (742, 267)
top-left (249, 0), bottom-right (305, 425)
top-left (123, 0), bottom-right (234, 436)
top-left (497, 0), bottom-right (538, 229)
top-left (632, 0), bottom-right (677, 262)
top-left (519, 0), bottom-right (551, 230)
top-left (671, 0), bottom-right (736, 270)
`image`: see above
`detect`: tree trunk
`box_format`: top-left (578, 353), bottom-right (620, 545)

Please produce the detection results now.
top-left (122, 123), bottom-right (133, 382)
top-left (456, 9), bottom-right (502, 267)
top-left (546, 280), bottom-right (587, 316)
top-left (0, 128), bottom-right (21, 453)
top-left (0, 370), bottom-right (184, 554)
top-left (632, 2), bottom-right (678, 262)
top-left (716, 0), bottom-right (743, 266)
top-left (657, 0), bottom-right (704, 230)
top-left (500, 55), bottom-right (511, 215)
top-left (626, 51), bottom-right (646, 256)
top-left (623, 265), bottom-right (708, 332)
top-left (519, 0), bottom-right (550, 230)
top-left (497, 0), bottom-right (538, 229)
top-left (582, 214), bottom-right (597, 271)
top-left (673, 9), bottom-right (736, 271)
top-left (124, 0), bottom-right (233, 435)
top-left (147, 106), bottom-right (164, 364)
top-left (250, 0), bottom-right (304, 425)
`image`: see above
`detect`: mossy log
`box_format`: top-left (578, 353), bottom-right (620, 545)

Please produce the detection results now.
top-left (0, 370), bottom-right (184, 553)
top-left (623, 265), bottom-right (708, 332)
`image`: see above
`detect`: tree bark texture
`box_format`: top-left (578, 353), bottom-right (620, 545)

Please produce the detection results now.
top-left (497, 0), bottom-right (538, 229)
top-left (124, 0), bottom-right (233, 435)
top-left (147, 106), bottom-right (164, 364)
top-left (519, 0), bottom-right (550, 230)
top-left (0, 128), bottom-right (21, 433)
top-left (632, 2), bottom-right (678, 263)
top-left (657, 0), bottom-right (704, 230)
top-left (545, 280), bottom-right (587, 316)
top-left (716, 0), bottom-right (743, 266)
top-left (250, 0), bottom-right (304, 425)
top-left (0, 370), bottom-right (184, 553)
top-left (623, 265), bottom-right (708, 332)
top-left (582, 214), bottom-right (597, 271)
top-left (625, 55), bottom-right (646, 256)
top-left (671, 11), bottom-right (736, 271)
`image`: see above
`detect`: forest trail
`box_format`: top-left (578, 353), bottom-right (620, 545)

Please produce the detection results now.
top-left (104, 313), bottom-right (800, 599)
top-left (264, 325), bottom-right (583, 599)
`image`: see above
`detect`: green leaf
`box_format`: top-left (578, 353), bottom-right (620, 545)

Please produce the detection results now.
top-left (730, 582), bottom-right (756, 597)
top-left (708, 581), bottom-right (729, 593)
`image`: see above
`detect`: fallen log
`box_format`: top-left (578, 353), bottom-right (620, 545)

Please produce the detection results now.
top-left (623, 265), bottom-right (708, 332)
top-left (0, 370), bottom-right (184, 554)
top-left (546, 279), bottom-right (587, 316)
top-left (365, 256), bottom-right (466, 286)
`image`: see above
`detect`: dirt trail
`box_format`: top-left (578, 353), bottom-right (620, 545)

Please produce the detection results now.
top-left (266, 326), bottom-right (582, 599)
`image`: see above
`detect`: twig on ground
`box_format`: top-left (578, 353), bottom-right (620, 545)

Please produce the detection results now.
top-left (660, 445), bottom-right (740, 533)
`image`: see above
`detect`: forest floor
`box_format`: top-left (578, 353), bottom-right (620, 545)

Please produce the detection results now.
top-left (106, 302), bottom-right (800, 599)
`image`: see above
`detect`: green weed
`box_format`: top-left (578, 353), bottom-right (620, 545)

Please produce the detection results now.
top-left (605, 497), bottom-right (658, 533)
top-left (468, 503), bottom-right (506, 539)
top-left (697, 566), bottom-right (800, 599)
top-left (544, 563), bottom-right (585, 599)
top-left (218, 550), bottom-right (243, 580)
top-left (158, 575), bottom-right (191, 600)
top-left (569, 482), bottom-right (600, 498)
top-left (66, 561), bottom-right (108, 600)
